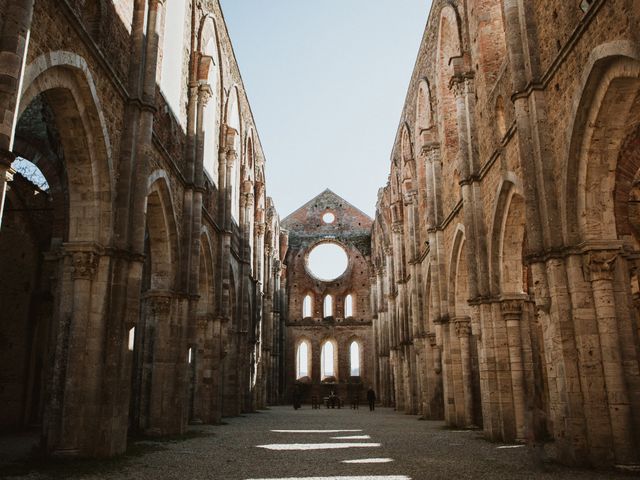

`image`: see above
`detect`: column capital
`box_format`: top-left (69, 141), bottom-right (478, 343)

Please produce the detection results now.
top-left (453, 317), bottom-right (471, 337)
top-left (585, 250), bottom-right (618, 282)
top-left (500, 299), bottom-right (524, 319)
top-left (391, 221), bottom-right (403, 234)
top-left (426, 332), bottom-right (437, 347)
top-left (70, 251), bottom-right (99, 280)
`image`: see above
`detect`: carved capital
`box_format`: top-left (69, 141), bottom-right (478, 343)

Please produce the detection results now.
top-left (585, 250), bottom-right (618, 281)
top-left (500, 299), bottom-right (523, 319)
top-left (71, 252), bottom-right (99, 280)
top-left (449, 74), bottom-right (475, 97)
top-left (421, 142), bottom-right (441, 159)
top-left (149, 295), bottom-right (172, 315)
top-left (391, 221), bottom-right (403, 234)
top-left (454, 317), bottom-right (471, 337)
top-left (198, 84), bottom-right (213, 105)
top-left (255, 222), bottom-right (266, 236)
top-left (426, 332), bottom-right (437, 347)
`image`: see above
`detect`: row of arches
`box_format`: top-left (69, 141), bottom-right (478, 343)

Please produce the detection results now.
top-left (0, 0), bottom-right (283, 459)
top-left (371, 0), bottom-right (640, 468)
top-left (301, 293), bottom-right (355, 319)
top-left (296, 339), bottom-right (362, 380)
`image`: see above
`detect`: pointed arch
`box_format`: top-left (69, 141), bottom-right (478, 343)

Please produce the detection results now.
top-left (296, 338), bottom-right (311, 379)
top-left (321, 338), bottom-right (338, 380)
top-left (448, 224), bottom-right (469, 317)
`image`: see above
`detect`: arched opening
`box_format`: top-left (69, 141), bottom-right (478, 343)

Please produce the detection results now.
top-left (323, 295), bottom-right (333, 318)
top-left (226, 88), bottom-right (241, 223)
top-left (350, 341), bottom-right (361, 377)
top-left (321, 340), bottom-right (337, 381)
top-left (436, 6), bottom-right (463, 213)
top-left (344, 294), bottom-right (354, 318)
top-left (416, 79), bottom-right (432, 133)
top-left (160, 0), bottom-right (188, 122)
top-left (129, 174), bottom-right (180, 435)
top-left (302, 294), bottom-right (313, 318)
top-left (201, 31), bottom-right (220, 184)
top-left (564, 55), bottom-right (640, 462)
top-left (296, 340), bottom-right (311, 380)
top-left (0, 53), bottom-right (112, 450)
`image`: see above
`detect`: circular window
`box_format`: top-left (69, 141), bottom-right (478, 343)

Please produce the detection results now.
top-left (307, 242), bottom-right (348, 281)
top-left (322, 212), bottom-right (335, 224)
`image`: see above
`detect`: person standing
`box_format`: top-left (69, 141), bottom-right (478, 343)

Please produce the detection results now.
top-left (367, 386), bottom-right (376, 411)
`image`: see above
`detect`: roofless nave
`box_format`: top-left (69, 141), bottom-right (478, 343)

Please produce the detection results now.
top-left (0, 0), bottom-right (639, 474)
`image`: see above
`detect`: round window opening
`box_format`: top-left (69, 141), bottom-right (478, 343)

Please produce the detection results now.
top-left (322, 212), bottom-right (335, 224)
top-left (307, 242), bottom-right (348, 281)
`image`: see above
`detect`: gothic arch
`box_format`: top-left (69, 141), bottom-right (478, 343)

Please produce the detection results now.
top-left (489, 176), bottom-right (527, 295)
top-left (145, 171), bottom-right (180, 290)
top-left (19, 51), bottom-right (114, 245)
top-left (448, 224), bottom-right (469, 317)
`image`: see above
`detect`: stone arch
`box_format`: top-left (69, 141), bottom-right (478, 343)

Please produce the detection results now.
top-left (416, 78), bottom-right (434, 134)
top-left (198, 227), bottom-right (215, 316)
top-left (225, 86), bottom-right (242, 222)
top-left (489, 176), bottom-right (527, 295)
top-left (18, 51), bottom-right (114, 245)
top-left (295, 337), bottom-right (312, 380)
top-left (348, 337), bottom-right (363, 377)
top-left (145, 171), bottom-right (180, 290)
top-left (448, 224), bottom-right (469, 317)
top-left (563, 43), bottom-right (640, 244)
top-left (495, 95), bottom-right (507, 140)
top-left (199, 15), bottom-right (222, 184)
top-left (472, 0), bottom-right (507, 83)
top-left (320, 337), bottom-right (339, 381)
top-left (435, 5), bottom-right (463, 210)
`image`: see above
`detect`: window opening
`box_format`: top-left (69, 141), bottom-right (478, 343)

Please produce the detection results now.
top-left (297, 341), bottom-right (310, 379)
top-left (345, 294), bottom-right (353, 317)
top-left (324, 295), bottom-right (333, 317)
top-left (303, 294), bottom-right (312, 318)
top-left (350, 341), bottom-right (360, 376)
top-left (321, 341), bottom-right (335, 379)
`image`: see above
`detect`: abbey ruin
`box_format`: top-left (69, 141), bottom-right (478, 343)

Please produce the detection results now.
top-left (0, 0), bottom-right (639, 473)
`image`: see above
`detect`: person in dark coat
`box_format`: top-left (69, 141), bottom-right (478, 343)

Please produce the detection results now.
top-left (366, 386), bottom-right (376, 411)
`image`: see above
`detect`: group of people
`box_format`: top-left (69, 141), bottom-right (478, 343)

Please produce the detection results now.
top-left (292, 386), bottom-right (377, 411)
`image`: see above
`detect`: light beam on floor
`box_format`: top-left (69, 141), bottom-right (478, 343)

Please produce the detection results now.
top-left (331, 435), bottom-right (371, 440)
top-left (256, 443), bottom-right (381, 451)
top-left (271, 430), bottom-right (363, 433)
top-left (246, 476), bottom-right (410, 480)
top-left (341, 458), bottom-right (394, 464)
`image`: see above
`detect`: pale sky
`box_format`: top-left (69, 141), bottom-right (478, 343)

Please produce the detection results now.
top-left (219, 0), bottom-right (432, 218)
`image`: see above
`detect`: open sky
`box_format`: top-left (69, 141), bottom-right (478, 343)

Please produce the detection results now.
top-left (219, 0), bottom-right (432, 219)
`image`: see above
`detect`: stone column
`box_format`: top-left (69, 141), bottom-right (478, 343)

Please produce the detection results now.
top-left (50, 248), bottom-right (99, 456)
top-left (586, 251), bottom-right (636, 464)
top-left (501, 299), bottom-right (526, 440)
top-left (454, 317), bottom-right (474, 427)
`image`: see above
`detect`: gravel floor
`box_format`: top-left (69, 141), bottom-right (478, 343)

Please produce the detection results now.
top-left (2, 406), bottom-right (639, 480)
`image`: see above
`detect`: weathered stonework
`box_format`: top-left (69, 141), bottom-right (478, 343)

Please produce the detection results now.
top-left (0, 0), bottom-right (285, 458)
top-left (371, 0), bottom-right (640, 468)
top-left (282, 190), bottom-right (374, 405)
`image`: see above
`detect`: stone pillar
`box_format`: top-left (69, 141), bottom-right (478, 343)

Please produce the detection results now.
top-left (52, 249), bottom-right (100, 456)
top-left (454, 317), bottom-right (474, 427)
top-left (586, 251), bottom-right (636, 464)
top-left (501, 299), bottom-right (526, 440)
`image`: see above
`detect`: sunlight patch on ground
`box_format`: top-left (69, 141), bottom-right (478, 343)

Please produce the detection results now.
top-left (496, 445), bottom-right (525, 449)
top-left (257, 443), bottom-right (381, 451)
top-left (246, 476), bottom-right (410, 480)
top-left (271, 430), bottom-right (363, 433)
top-left (341, 458), bottom-right (394, 464)
top-left (331, 435), bottom-right (371, 440)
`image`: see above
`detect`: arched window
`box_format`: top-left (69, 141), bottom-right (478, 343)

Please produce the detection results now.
top-left (321, 341), bottom-right (336, 379)
top-left (350, 341), bottom-right (360, 376)
top-left (323, 295), bottom-right (333, 317)
top-left (297, 341), bottom-right (310, 379)
top-left (302, 294), bottom-right (312, 318)
top-left (344, 294), bottom-right (353, 318)
top-left (202, 36), bottom-right (219, 184)
top-left (160, 0), bottom-right (187, 124)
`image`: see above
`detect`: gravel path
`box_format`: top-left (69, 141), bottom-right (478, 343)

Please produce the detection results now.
top-left (2, 406), bottom-right (638, 479)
